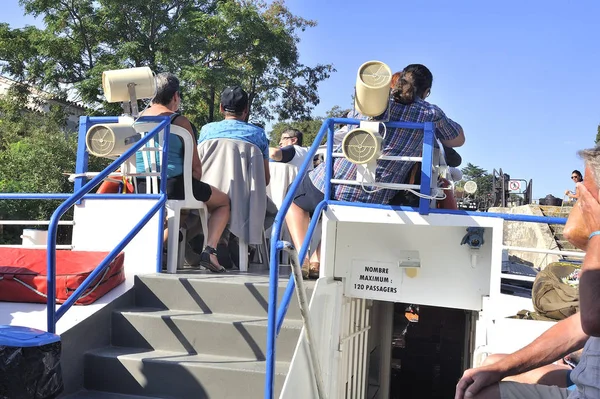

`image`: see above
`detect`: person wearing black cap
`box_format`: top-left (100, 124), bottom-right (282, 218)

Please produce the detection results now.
top-left (198, 86), bottom-right (270, 185)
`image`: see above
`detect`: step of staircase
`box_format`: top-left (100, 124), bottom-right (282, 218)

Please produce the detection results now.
top-left (111, 308), bottom-right (302, 361)
top-left (133, 272), bottom-right (306, 318)
top-left (84, 347), bottom-right (289, 399)
top-left (81, 271), bottom-right (311, 398)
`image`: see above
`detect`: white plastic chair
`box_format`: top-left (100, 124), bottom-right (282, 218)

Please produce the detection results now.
top-left (133, 122), bottom-right (209, 274)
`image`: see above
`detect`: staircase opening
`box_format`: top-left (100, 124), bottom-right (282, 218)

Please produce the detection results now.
top-left (388, 303), bottom-right (475, 399)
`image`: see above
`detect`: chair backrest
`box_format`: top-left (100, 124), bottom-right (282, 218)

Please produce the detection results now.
top-left (132, 122), bottom-right (195, 198)
top-left (198, 138), bottom-right (267, 244)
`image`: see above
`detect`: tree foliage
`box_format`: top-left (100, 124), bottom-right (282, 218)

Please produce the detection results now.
top-left (270, 119), bottom-right (325, 147)
top-left (460, 162), bottom-right (493, 203)
top-left (596, 124), bottom-right (600, 145)
top-left (269, 105), bottom-right (350, 147)
top-left (0, 94), bottom-right (107, 243)
top-left (0, 0), bottom-right (334, 125)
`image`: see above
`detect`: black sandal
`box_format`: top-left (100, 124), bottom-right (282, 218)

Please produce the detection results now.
top-left (200, 246), bottom-right (226, 273)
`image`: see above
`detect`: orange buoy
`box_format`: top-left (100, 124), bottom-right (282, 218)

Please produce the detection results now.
top-left (97, 180), bottom-right (134, 194)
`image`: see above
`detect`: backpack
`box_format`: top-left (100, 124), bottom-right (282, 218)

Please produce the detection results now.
top-left (531, 263), bottom-right (580, 320)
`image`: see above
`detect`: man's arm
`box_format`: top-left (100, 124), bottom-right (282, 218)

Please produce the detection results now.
top-left (575, 182), bottom-right (600, 336)
top-left (173, 116), bottom-right (203, 180)
top-left (455, 313), bottom-right (588, 399)
top-left (269, 147), bottom-right (282, 161)
top-left (269, 146), bottom-right (296, 163)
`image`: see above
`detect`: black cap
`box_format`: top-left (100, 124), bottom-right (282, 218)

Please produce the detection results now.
top-left (221, 86), bottom-right (248, 113)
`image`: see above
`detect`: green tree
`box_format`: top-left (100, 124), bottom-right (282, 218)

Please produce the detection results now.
top-left (269, 118), bottom-right (325, 147)
top-left (0, 94), bottom-right (107, 244)
top-left (596, 124), bottom-right (600, 144)
top-left (1, 0), bottom-right (334, 125)
top-left (269, 105), bottom-right (349, 146)
top-left (461, 162), bottom-right (493, 204)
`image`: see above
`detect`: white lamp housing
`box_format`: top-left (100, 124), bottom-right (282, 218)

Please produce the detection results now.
top-left (102, 67), bottom-right (156, 103)
top-left (354, 61), bottom-right (392, 117)
top-left (342, 121), bottom-right (383, 185)
top-left (85, 122), bottom-right (141, 158)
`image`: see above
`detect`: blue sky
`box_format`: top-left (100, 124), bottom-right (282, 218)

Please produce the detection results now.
top-left (3, 0), bottom-right (599, 200)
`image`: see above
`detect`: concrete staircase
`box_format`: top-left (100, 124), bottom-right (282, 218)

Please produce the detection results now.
top-left (539, 205), bottom-right (584, 262)
top-left (64, 271), bottom-right (307, 399)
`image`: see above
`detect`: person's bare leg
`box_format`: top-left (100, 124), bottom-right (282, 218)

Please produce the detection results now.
top-left (483, 354), bottom-right (571, 387)
top-left (285, 202), bottom-right (310, 260)
top-left (310, 243), bottom-right (320, 263)
top-left (203, 186), bottom-right (230, 268)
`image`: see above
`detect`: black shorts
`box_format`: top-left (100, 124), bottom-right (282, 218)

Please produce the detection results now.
top-left (291, 174), bottom-right (325, 215)
top-left (136, 174), bottom-right (212, 202)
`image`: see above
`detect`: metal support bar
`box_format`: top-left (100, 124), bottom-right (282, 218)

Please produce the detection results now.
top-left (503, 245), bottom-right (585, 258)
top-left (339, 325), bottom-right (372, 346)
top-left (128, 83), bottom-right (139, 117)
top-left (331, 153), bottom-right (424, 162)
top-left (0, 221), bottom-right (74, 225)
top-left (280, 241), bottom-right (327, 399)
top-left (419, 122), bottom-right (434, 215)
top-left (0, 245), bottom-right (72, 249)
top-left (330, 179), bottom-right (421, 190)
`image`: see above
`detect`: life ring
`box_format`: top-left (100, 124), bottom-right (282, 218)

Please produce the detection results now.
top-left (97, 179), bottom-right (134, 194)
top-left (437, 178), bottom-right (458, 210)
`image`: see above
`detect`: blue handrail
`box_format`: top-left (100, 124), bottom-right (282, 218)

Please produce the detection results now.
top-left (44, 115), bottom-right (172, 333)
top-left (265, 117), bottom-right (441, 398)
top-left (0, 115), bottom-right (172, 333)
top-left (263, 117), bottom-right (569, 398)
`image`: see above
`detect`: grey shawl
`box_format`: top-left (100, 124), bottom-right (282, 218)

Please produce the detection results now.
top-left (197, 139), bottom-right (267, 245)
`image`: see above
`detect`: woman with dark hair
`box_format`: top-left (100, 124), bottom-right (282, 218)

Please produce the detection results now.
top-left (565, 169), bottom-right (584, 200)
top-left (391, 67), bottom-right (461, 168)
top-left (286, 63), bottom-right (465, 278)
top-left (137, 73), bottom-right (230, 272)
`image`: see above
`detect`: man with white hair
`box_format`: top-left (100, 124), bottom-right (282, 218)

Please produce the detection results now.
top-left (455, 145), bottom-right (600, 399)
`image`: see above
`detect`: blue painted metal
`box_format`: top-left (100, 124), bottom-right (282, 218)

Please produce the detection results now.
top-left (0, 194), bottom-right (162, 200)
top-left (265, 118), bottom-right (332, 399)
top-left (419, 122), bottom-right (434, 215)
top-left (74, 116), bottom-right (93, 196)
top-left (275, 199), bottom-right (328, 334)
top-left (324, 119), bottom-right (335, 201)
top-left (265, 117), bottom-right (442, 398)
top-left (328, 200), bottom-right (569, 225)
top-left (45, 116), bottom-right (171, 333)
top-left (55, 197), bottom-right (166, 320)
top-left (263, 117), bottom-right (572, 397)
top-left (0, 194), bottom-right (72, 200)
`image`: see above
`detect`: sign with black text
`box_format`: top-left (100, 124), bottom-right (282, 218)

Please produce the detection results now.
top-left (346, 253), bottom-right (420, 301)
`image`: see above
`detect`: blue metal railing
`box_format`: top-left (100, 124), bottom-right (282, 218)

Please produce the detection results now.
top-left (263, 117), bottom-right (568, 398)
top-left (0, 115), bottom-right (172, 333)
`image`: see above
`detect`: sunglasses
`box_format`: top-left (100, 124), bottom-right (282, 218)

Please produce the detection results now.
top-left (572, 176), bottom-right (579, 179)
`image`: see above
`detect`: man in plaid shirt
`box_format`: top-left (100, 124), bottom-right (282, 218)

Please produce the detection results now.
top-left (286, 64), bottom-right (465, 278)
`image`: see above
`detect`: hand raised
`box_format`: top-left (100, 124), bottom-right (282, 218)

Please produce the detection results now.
top-left (576, 182), bottom-right (600, 234)
top-left (455, 366), bottom-right (504, 399)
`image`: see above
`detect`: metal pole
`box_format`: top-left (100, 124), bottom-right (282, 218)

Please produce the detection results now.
top-left (281, 241), bottom-right (327, 399)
